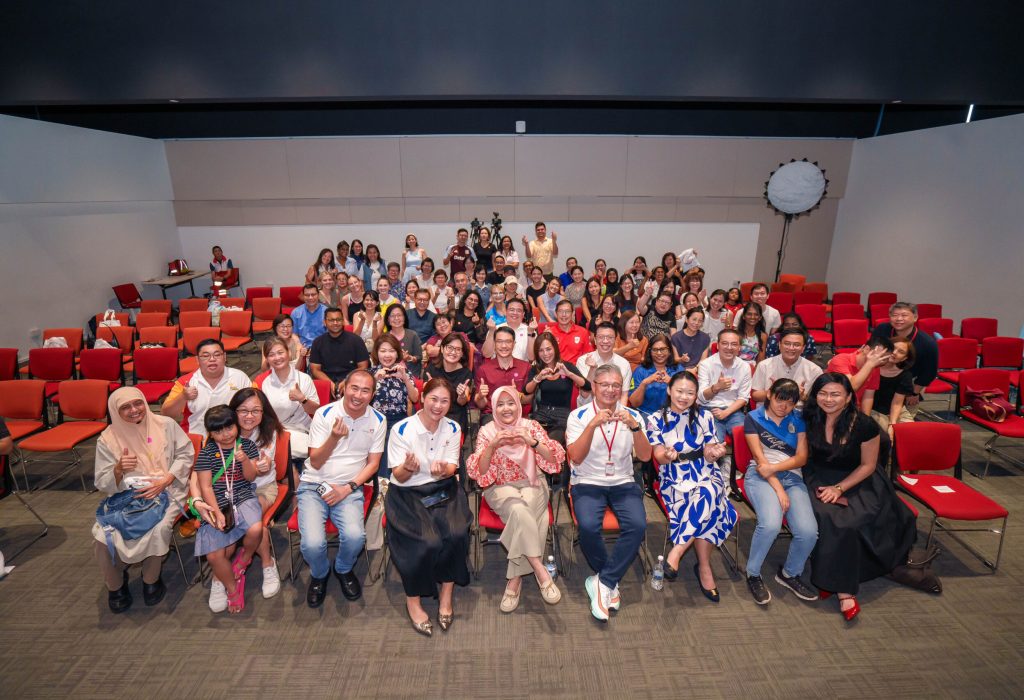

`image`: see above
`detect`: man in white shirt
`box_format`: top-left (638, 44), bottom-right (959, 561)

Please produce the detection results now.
top-left (576, 322), bottom-right (630, 405)
top-left (746, 283), bottom-right (782, 335)
top-left (481, 297), bottom-right (538, 362)
top-left (297, 370), bottom-right (386, 608)
top-left (697, 329), bottom-right (752, 483)
top-left (521, 221), bottom-right (559, 277)
top-left (750, 329), bottom-right (823, 409)
top-left (566, 365), bottom-right (652, 622)
top-left (161, 339), bottom-right (252, 437)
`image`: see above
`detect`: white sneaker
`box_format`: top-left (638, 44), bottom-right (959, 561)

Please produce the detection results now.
top-left (209, 579), bottom-right (227, 613)
top-left (599, 580), bottom-right (616, 613)
top-left (262, 561), bottom-right (281, 598)
top-left (608, 584), bottom-right (621, 611)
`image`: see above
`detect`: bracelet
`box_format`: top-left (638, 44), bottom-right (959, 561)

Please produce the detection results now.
top-left (834, 484), bottom-right (844, 493)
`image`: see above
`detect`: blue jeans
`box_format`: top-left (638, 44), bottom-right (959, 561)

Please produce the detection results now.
top-left (296, 481), bottom-right (366, 579)
top-left (712, 410), bottom-right (746, 442)
top-left (572, 482), bottom-right (647, 590)
top-left (743, 467), bottom-right (817, 578)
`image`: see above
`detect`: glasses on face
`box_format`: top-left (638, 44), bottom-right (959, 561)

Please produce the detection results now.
top-left (442, 345), bottom-right (462, 355)
top-left (651, 346), bottom-right (670, 353)
top-left (198, 352), bottom-right (225, 360)
top-left (237, 408), bottom-right (263, 417)
top-left (595, 382), bottom-right (622, 391)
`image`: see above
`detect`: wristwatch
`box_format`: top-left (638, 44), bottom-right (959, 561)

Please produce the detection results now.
top-left (347, 481), bottom-right (359, 492)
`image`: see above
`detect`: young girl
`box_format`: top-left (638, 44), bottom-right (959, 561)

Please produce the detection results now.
top-left (353, 290), bottom-right (382, 351)
top-left (370, 334), bottom-right (420, 477)
top-left (724, 287), bottom-right (744, 315)
top-left (736, 302), bottom-right (767, 365)
top-left (193, 405), bottom-right (264, 614)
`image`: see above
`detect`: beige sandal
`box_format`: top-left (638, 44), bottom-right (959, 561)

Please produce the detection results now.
top-left (539, 579), bottom-right (562, 605)
top-left (499, 583), bottom-right (521, 613)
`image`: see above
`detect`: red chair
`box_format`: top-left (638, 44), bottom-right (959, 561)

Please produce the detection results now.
top-left (178, 298), bottom-right (209, 314)
top-left (140, 299), bottom-right (172, 315)
top-left (178, 311), bottom-right (212, 331)
top-left (893, 422), bottom-right (1008, 570)
top-left (218, 297), bottom-right (244, 309)
top-left (179, 328), bottom-right (221, 374)
top-left (27, 348), bottom-right (75, 398)
top-left (138, 325), bottom-right (178, 348)
top-left (135, 311), bottom-right (170, 330)
top-left (935, 337), bottom-right (980, 387)
top-left (958, 369), bottom-right (1024, 478)
top-left (280, 286), bottom-right (304, 315)
top-left (219, 310), bottom-right (254, 353)
top-left (961, 317), bottom-right (998, 347)
top-left (18, 379), bottom-right (109, 491)
top-left (252, 297), bottom-right (282, 334)
top-left (916, 303), bottom-right (942, 320)
top-left (802, 282), bottom-right (828, 301)
top-left (0, 348), bottom-right (18, 381)
top-left (96, 325), bottom-right (135, 360)
top-left (794, 304), bottom-right (832, 345)
top-left (213, 267), bottom-right (241, 296)
top-left (93, 311), bottom-right (130, 328)
top-left (739, 282), bottom-right (757, 303)
top-left (980, 337), bottom-right (1023, 389)
top-left (112, 283), bottom-right (144, 310)
top-left (793, 290), bottom-right (824, 306)
top-left (870, 304), bottom-right (890, 328)
top-left (43, 328), bottom-right (84, 356)
top-left (287, 480), bottom-right (378, 581)
top-left (133, 347), bottom-right (181, 403)
top-left (472, 490), bottom-right (559, 577)
top-left (261, 430), bottom-right (293, 561)
top-left (832, 320), bottom-right (869, 353)
top-left (78, 348), bottom-right (124, 392)
top-left (313, 379), bottom-right (333, 406)
top-left (245, 286), bottom-right (273, 308)
top-left (0, 379), bottom-right (47, 490)
top-left (867, 292), bottom-right (897, 309)
top-left (767, 291), bottom-right (793, 314)
top-left (831, 304), bottom-right (866, 322)
top-left (830, 292), bottom-right (861, 306)
top-left (770, 282), bottom-right (797, 294)
top-left (777, 273), bottom-right (806, 288)
top-left (918, 317), bottom-right (955, 339)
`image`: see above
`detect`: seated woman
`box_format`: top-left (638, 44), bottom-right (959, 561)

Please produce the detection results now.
top-left (736, 302), bottom-right (767, 365)
top-left (670, 307), bottom-right (710, 371)
top-left (375, 276), bottom-right (400, 313)
top-left (801, 372), bottom-right (917, 621)
top-left (471, 266), bottom-right (492, 307)
top-left (614, 311), bottom-right (648, 371)
top-left (645, 372), bottom-right (735, 602)
top-left (378, 303), bottom-right (424, 378)
top-left (702, 289), bottom-right (734, 339)
top-left (871, 337), bottom-right (916, 437)
top-left (587, 294), bottom-right (620, 336)
top-left (385, 378), bottom-right (472, 636)
top-left (637, 288), bottom-right (679, 339)
top-left (603, 267), bottom-right (621, 297)
top-left (255, 338), bottom-right (319, 458)
top-left (682, 270), bottom-right (708, 309)
top-left (227, 388), bottom-right (289, 599)
top-left (193, 405), bottom-right (264, 614)
top-left (423, 333), bottom-right (473, 436)
top-left (402, 280), bottom-right (422, 311)
top-left (765, 312), bottom-right (818, 359)
top-left (524, 332), bottom-right (590, 447)
top-left (581, 277), bottom-right (604, 326)
top-left (628, 333), bottom-right (684, 416)
top-left (306, 248), bottom-right (336, 285)
top-left (432, 268), bottom-right (453, 314)
top-left (259, 314), bottom-right (307, 372)
top-left (93, 387), bottom-right (194, 613)
top-left (352, 290), bottom-right (382, 352)
top-left (535, 276), bottom-right (564, 323)
top-left (415, 257), bottom-right (436, 292)
top-left (615, 274), bottom-right (637, 314)
top-left (453, 290), bottom-right (487, 348)
top-left (484, 284), bottom-right (508, 327)
top-left (741, 379), bottom-right (818, 605)
top-left (467, 386), bottom-right (566, 612)
top-left (563, 266), bottom-right (587, 308)
top-left (370, 333), bottom-right (420, 477)
top-left (318, 271), bottom-right (343, 309)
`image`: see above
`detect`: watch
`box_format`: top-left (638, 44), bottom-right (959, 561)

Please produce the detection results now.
top-left (347, 481), bottom-right (359, 492)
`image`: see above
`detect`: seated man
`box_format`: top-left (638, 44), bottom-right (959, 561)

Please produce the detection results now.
top-left (826, 336), bottom-right (893, 415)
top-left (746, 283), bottom-right (782, 335)
top-left (473, 326), bottom-right (530, 423)
top-left (696, 329), bottom-right (752, 483)
top-left (298, 370), bottom-right (385, 608)
top-left (407, 289), bottom-right (437, 344)
top-left (559, 256), bottom-right (579, 290)
top-left (161, 338), bottom-right (252, 437)
top-left (481, 297), bottom-right (537, 362)
top-left (290, 283), bottom-right (326, 349)
top-left (547, 299), bottom-right (593, 365)
top-left (871, 302), bottom-right (938, 419)
top-left (576, 322), bottom-right (631, 405)
top-left (566, 365), bottom-right (651, 622)
top-left (750, 329), bottom-right (823, 409)
top-left (309, 307), bottom-right (371, 399)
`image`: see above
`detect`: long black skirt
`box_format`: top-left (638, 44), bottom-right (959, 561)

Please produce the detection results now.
top-left (804, 464), bottom-right (916, 594)
top-left (384, 477), bottom-right (472, 597)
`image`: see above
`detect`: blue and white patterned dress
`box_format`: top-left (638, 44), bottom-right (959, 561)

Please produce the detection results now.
top-left (645, 408), bottom-right (737, 546)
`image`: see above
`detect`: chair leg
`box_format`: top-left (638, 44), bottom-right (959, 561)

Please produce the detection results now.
top-left (3, 491), bottom-right (49, 563)
top-left (288, 530), bottom-right (299, 582)
top-left (169, 527), bottom-right (193, 589)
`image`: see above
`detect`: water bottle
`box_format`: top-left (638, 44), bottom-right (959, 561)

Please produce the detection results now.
top-left (545, 555), bottom-right (558, 582)
top-left (651, 555), bottom-right (665, 591)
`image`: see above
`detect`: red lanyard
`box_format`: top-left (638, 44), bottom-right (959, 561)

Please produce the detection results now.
top-left (599, 418), bottom-right (619, 464)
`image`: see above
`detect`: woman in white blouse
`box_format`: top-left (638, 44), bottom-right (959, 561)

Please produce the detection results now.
top-left (256, 337), bottom-right (320, 460)
top-left (385, 378), bottom-right (471, 636)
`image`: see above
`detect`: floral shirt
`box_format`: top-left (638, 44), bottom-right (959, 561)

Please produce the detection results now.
top-left (466, 419), bottom-right (565, 489)
top-left (369, 365), bottom-right (409, 421)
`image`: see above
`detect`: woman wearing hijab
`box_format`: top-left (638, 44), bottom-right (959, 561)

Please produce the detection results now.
top-left (92, 387), bottom-right (195, 613)
top-left (467, 385), bottom-right (566, 613)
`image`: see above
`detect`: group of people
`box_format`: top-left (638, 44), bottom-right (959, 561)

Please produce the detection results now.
top-left (84, 228), bottom-right (939, 629)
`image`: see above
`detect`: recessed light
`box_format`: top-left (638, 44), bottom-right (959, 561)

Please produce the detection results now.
top-left (169, 99), bottom-right (180, 103)
top-left (891, 99), bottom-right (902, 104)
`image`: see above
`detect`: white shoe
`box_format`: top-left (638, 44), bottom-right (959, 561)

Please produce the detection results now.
top-left (608, 584), bottom-right (621, 611)
top-left (262, 561), bottom-right (281, 598)
top-left (209, 579), bottom-right (227, 613)
top-left (599, 580), bottom-right (616, 613)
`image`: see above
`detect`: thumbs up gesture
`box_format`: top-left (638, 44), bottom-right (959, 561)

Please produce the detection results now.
top-left (120, 447), bottom-right (138, 472)
top-left (288, 382), bottom-right (305, 402)
top-left (184, 385), bottom-right (199, 401)
top-left (478, 380), bottom-right (489, 401)
top-left (521, 235), bottom-right (529, 247)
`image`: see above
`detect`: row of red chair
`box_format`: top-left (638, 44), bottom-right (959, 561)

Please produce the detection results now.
top-left (112, 280), bottom-right (273, 314)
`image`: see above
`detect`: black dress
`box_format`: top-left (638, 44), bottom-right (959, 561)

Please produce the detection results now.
top-left (803, 415), bottom-right (916, 594)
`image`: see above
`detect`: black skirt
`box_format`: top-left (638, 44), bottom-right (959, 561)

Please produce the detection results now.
top-left (384, 477), bottom-right (471, 597)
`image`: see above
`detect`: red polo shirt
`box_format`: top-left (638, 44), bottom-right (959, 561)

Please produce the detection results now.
top-left (547, 323), bottom-right (592, 364)
top-left (473, 357), bottom-right (529, 414)
top-left (827, 352), bottom-right (880, 403)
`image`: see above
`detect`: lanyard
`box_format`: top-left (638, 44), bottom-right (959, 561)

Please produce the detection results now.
top-left (218, 440), bottom-right (239, 511)
top-left (599, 418), bottom-right (620, 466)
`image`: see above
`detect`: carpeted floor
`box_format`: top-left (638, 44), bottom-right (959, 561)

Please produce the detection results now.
top-left (1, 349), bottom-right (1022, 699)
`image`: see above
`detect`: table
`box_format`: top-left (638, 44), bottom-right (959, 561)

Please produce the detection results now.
top-left (142, 270), bottom-right (211, 299)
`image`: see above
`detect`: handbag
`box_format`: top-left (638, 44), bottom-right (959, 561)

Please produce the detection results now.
top-left (99, 310), bottom-right (121, 328)
top-left (965, 385), bottom-right (1013, 423)
top-left (888, 543), bottom-right (942, 594)
top-left (96, 490), bottom-right (170, 563)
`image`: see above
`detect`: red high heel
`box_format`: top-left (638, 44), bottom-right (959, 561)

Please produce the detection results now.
top-left (839, 596), bottom-right (860, 621)
top-left (818, 590), bottom-right (833, 600)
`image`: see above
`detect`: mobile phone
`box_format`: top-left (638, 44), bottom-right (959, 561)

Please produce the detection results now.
top-left (419, 491), bottom-right (450, 509)
top-left (316, 482), bottom-right (332, 498)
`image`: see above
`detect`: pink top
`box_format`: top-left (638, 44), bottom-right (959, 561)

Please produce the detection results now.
top-left (467, 419), bottom-right (565, 489)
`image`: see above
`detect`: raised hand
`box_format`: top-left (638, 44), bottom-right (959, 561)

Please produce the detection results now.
top-left (402, 451), bottom-right (420, 474)
top-left (478, 380), bottom-right (489, 401)
top-left (184, 385), bottom-right (199, 401)
top-left (120, 447), bottom-right (138, 472)
top-left (331, 417), bottom-right (350, 439)
top-left (521, 235), bottom-right (529, 247)
top-left (288, 382), bottom-right (305, 402)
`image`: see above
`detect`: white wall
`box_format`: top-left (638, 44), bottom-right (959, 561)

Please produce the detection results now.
top-left (178, 222), bottom-right (760, 295)
top-left (828, 114), bottom-right (1024, 336)
top-left (0, 115), bottom-right (180, 357)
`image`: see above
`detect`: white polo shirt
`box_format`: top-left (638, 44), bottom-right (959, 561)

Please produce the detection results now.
top-left (179, 367), bottom-right (252, 436)
top-left (300, 402), bottom-right (386, 485)
top-left (751, 355), bottom-right (823, 409)
top-left (259, 366), bottom-right (319, 432)
top-left (565, 402), bottom-right (643, 487)
top-left (575, 351), bottom-right (631, 400)
top-left (696, 353), bottom-right (752, 410)
top-left (387, 413), bottom-right (462, 488)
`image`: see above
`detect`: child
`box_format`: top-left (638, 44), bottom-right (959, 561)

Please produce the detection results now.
top-left (193, 405), bottom-right (263, 613)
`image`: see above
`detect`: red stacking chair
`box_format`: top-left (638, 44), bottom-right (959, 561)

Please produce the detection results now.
top-left (893, 422), bottom-right (1008, 570)
top-left (980, 337), bottom-right (1023, 389)
top-left (960, 317), bottom-right (998, 348)
top-left (472, 489), bottom-right (559, 577)
top-left (280, 286), bottom-right (304, 315)
top-left (219, 310), bottom-right (254, 353)
top-left (794, 304), bottom-right (832, 345)
top-left (313, 379), bottom-right (333, 406)
top-left (78, 348), bottom-right (124, 393)
top-left (252, 297), bottom-right (282, 334)
top-left (867, 292), bottom-right (897, 309)
top-left (96, 325), bottom-right (135, 360)
top-left (133, 347), bottom-right (181, 403)
top-left (140, 299), bottom-right (172, 315)
top-left (0, 348), bottom-right (18, 381)
top-left (957, 369), bottom-right (1024, 478)
top-left (138, 325), bottom-right (178, 349)
top-left (93, 311), bottom-right (130, 328)
top-left (739, 282), bottom-right (757, 302)
top-left (0, 379), bottom-right (47, 490)
top-left (218, 297), bottom-right (244, 309)
top-left (560, 487), bottom-right (653, 579)
top-left (870, 304), bottom-right (890, 328)
top-left (18, 379), bottom-right (109, 491)
top-left (831, 292), bottom-right (861, 306)
top-left (802, 282), bottom-right (828, 301)
top-left (214, 267), bottom-right (241, 295)
top-left (27, 348), bottom-right (75, 399)
top-left (770, 282), bottom-right (797, 294)
top-left (287, 479), bottom-right (377, 582)
top-left (767, 291), bottom-right (793, 314)
top-left (793, 290), bottom-right (824, 306)
top-left (260, 430), bottom-right (293, 563)
top-left (245, 286), bottom-right (273, 308)
top-left (43, 328), bottom-right (84, 357)
top-left (178, 311), bottom-right (211, 332)
top-left (777, 273), bottom-right (806, 288)
top-left (916, 303), bottom-right (942, 320)
top-left (179, 328), bottom-right (221, 374)
top-left (935, 337), bottom-right (980, 387)
top-left (832, 319), bottom-right (869, 354)
top-left (112, 283), bottom-right (143, 310)
top-left (831, 303), bottom-right (866, 322)
top-left (918, 317), bottom-right (955, 339)
top-left (178, 298), bottom-right (209, 314)
top-left (135, 311), bottom-right (170, 330)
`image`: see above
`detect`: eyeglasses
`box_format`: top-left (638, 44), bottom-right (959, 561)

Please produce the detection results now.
top-left (441, 345), bottom-right (462, 354)
top-left (198, 352), bottom-right (225, 360)
top-left (596, 382), bottom-right (623, 391)
top-left (237, 408), bottom-right (263, 416)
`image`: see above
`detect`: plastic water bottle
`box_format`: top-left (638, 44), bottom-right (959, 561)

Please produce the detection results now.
top-left (545, 555), bottom-right (558, 582)
top-left (651, 556), bottom-right (665, 591)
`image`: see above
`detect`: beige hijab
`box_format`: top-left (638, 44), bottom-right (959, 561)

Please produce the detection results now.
top-left (478, 385), bottom-right (537, 485)
top-left (100, 386), bottom-right (169, 475)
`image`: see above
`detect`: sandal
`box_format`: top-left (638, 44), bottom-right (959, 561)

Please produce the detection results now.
top-left (538, 579), bottom-right (562, 605)
top-left (227, 572), bottom-right (246, 614)
top-left (499, 583), bottom-right (521, 613)
top-left (231, 550), bottom-right (252, 580)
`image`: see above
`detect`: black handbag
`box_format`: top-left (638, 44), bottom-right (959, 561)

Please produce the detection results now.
top-left (888, 544), bottom-right (942, 594)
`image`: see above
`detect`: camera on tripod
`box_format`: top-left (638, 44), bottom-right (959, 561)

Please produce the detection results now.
top-left (469, 211), bottom-right (502, 246)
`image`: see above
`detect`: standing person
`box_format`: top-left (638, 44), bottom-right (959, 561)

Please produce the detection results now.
top-left (498, 235), bottom-right (519, 273)
top-left (386, 379), bottom-right (471, 636)
top-left (747, 283), bottom-right (782, 335)
top-left (443, 227), bottom-right (476, 277)
top-left (696, 329), bottom-right (752, 484)
top-left (362, 244), bottom-right (387, 291)
top-left (547, 299), bottom-right (593, 365)
top-left (91, 388), bottom-right (194, 613)
top-left (400, 233), bottom-right (427, 283)
top-left (670, 307), bottom-right (711, 371)
top-left (521, 221), bottom-right (558, 277)
top-left (473, 226), bottom-right (497, 273)
top-left (306, 248), bottom-right (336, 286)
top-left (577, 322), bottom-right (631, 405)
top-left (871, 302), bottom-right (939, 420)
top-left (614, 311), bottom-right (648, 371)
top-left (407, 289), bottom-right (437, 344)
top-left (255, 338), bottom-right (320, 459)
top-left (566, 365), bottom-right (652, 622)
top-left (467, 385), bottom-right (566, 612)
top-left (742, 379), bottom-right (818, 605)
top-left (645, 372), bottom-right (735, 601)
top-left (298, 370), bottom-right (386, 608)
top-left (368, 334), bottom-right (420, 477)
top-left (347, 239), bottom-right (366, 279)
top-left (309, 307), bottom-right (371, 399)
top-left (801, 373), bottom-right (918, 621)
top-left (290, 284), bottom-right (328, 350)
top-left (750, 329), bottom-right (823, 408)
top-left (524, 266), bottom-right (549, 318)
top-left (473, 326), bottom-right (530, 422)
top-left (161, 339), bottom-right (252, 437)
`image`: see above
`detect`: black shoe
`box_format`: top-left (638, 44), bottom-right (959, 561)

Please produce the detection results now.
top-left (774, 566), bottom-right (818, 601)
top-left (307, 575), bottom-right (329, 608)
top-left (663, 561), bottom-right (678, 581)
top-left (693, 563), bottom-right (720, 603)
top-left (335, 569), bottom-right (362, 601)
top-left (143, 577), bottom-right (167, 607)
top-left (746, 575), bottom-right (771, 605)
top-left (108, 571), bottom-right (133, 614)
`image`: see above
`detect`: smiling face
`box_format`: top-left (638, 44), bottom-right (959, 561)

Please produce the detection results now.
top-left (890, 339), bottom-right (910, 365)
top-left (718, 332), bottom-right (740, 361)
top-left (493, 331), bottom-right (515, 359)
top-left (593, 368), bottom-right (624, 409)
top-left (376, 278), bottom-right (391, 297)
top-left (324, 310), bottom-right (346, 336)
top-left (421, 386), bottom-right (451, 423)
top-left (625, 314), bottom-right (641, 337)
top-left (709, 292), bottom-right (725, 311)
top-left (555, 304), bottom-right (574, 326)
top-left (343, 372), bottom-right (374, 415)
top-left (405, 281), bottom-right (419, 299)
top-left (197, 344), bottom-right (226, 376)
top-left (779, 333), bottom-right (805, 363)
top-left (654, 294), bottom-right (673, 315)
top-left (117, 398), bottom-right (147, 424)
top-left (421, 259), bottom-right (434, 276)
top-left (506, 300), bottom-right (524, 325)
top-left (320, 273), bottom-right (335, 291)
top-left (406, 234), bottom-right (418, 249)
top-left (302, 287), bottom-right (320, 308)
top-left (889, 306), bottom-right (916, 333)
top-left (815, 382), bottom-right (851, 416)
top-left (743, 305), bottom-right (762, 327)
top-left (619, 276), bottom-right (633, 294)
top-left (595, 326), bottom-right (616, 354)
top-left (266, 343), bottom-right (291, 371)
top-left (686, 310), bottom-right (704, 332)
top-left (649, 339), bottom-right (671, 366)
top-left (362, 293), bottom-right (377, 312)
top-left (538, 337), bottom-right (556, 365)
top-left (495, 392), bottom-right (519, 425)
top-left (386, 306), bottom-right (405, 329)
top-left (440, 337), bottom-right (464, 364)
top-left (320, 250), bottom-right (333, 267)
top-left (235, 395), bottom-right (263, 434)
top-left (595, 260), bottom-right (606, 277)
top-left (668, 376), bottom-right (698, 413)
top-left (751, 287), bottom-right (769, 306)
top-left (463, 293), bottom-right (479, 312)
top-left (275, 319), bottom-right (293, 339)
top-left (571, 268), bottom-right (584, 283)
top-left (376, 340), bottom-right (399, 367)
top-left (546, 278), bottom-right (561, 295)
top-left (587, 279), bottom-right (602, 298)
top-left (601, 296), bottom-right (617, 316)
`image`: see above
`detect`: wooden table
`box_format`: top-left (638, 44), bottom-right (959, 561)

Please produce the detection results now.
top-left (142, 270), bottom-right (210, 299)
